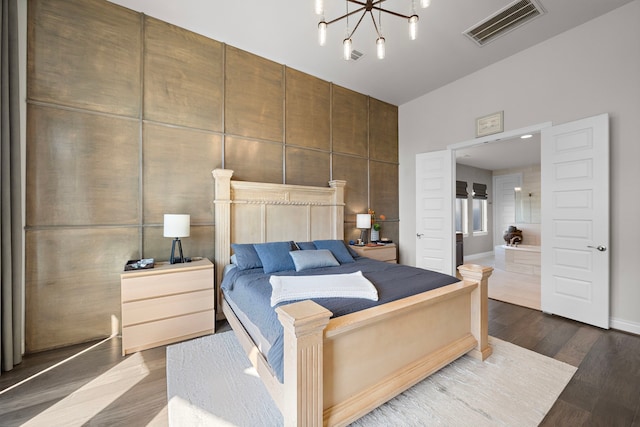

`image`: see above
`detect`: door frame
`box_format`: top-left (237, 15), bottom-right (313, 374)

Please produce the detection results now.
top-left (448, 122), bottom-right (553, 151)
top-left (446, 121), bottom-right (552, 265)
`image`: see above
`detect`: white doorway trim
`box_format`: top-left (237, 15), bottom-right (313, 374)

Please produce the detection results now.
top-left (448, 122), bottom-right (553, 151)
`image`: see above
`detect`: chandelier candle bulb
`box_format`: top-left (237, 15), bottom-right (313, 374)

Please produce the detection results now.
top-left (315, 0), bottom-right (324, 15)
top-left (343, 38), bottom-right (352, 60)
top-left (318, 21), bottom-right (327, 46)
top-left (420, 0), bottom-right (431, 8)
top-left (409, 15), bottom-right (419, 40)
top-left (376, 37), bottom-right (386, 59)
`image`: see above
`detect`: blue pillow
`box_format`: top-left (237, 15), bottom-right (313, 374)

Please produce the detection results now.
top-left (313, 240), bottom-right (355, 264)
top-left (230, 243), bottom-right (262, 270)
top-left (289, 249), bottom-right (340, 272)
top-left (254, 241), bottom-right (297, 274)
top-left (295, 241), bottom-right (317, 250)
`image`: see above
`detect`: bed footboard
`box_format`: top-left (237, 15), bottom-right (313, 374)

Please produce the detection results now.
top-left (275, 264), bottom-right (493, 427)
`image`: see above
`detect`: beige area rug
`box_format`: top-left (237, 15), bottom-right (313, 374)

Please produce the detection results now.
top-left (167, 332), bottom-right (576, 426)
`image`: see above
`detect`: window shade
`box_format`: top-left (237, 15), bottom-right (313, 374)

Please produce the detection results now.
top-left (456, 181), bottom-right (468, 199)
top-left (473, 183), bottom-right (488, 199)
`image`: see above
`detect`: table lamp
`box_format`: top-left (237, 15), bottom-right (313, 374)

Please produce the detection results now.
top-left (164, 214), bottom-right (190, 264)
top-left (356, 213), bottom-right (371, 244)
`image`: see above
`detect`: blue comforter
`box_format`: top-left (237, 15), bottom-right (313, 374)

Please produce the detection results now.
top-left (221, 257), bottom-right (459, 383)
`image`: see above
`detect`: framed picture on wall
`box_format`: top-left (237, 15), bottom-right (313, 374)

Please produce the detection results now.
top-left (475, 111), bottom-right (504, 137)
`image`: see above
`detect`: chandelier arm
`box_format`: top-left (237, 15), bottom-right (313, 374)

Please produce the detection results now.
top-left (371, 6), bottom-right (412, 20)
top-left (370, 11), bottom-right (382, 38)
top-left (325, 6), bottom-right (366, 26)
top-left (348, 10), bottom-right (368, 38)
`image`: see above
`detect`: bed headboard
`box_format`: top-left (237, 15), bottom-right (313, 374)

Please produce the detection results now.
top-left (212, 169), bottom-right (346, 301)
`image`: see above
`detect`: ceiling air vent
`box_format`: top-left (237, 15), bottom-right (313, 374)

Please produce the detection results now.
top-left (350, 49), bottom-right (364, 61)
top-left (463, 0), bottom-right (545, 47)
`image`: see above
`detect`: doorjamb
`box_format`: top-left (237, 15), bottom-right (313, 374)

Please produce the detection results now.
top-left (448, 122), bottom-right (552, 151)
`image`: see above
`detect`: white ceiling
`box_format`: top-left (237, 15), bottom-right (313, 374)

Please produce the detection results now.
top-left (106, 0), bottom-right (633, 106)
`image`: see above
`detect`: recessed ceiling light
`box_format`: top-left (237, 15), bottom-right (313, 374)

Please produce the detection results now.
top-left (520, 134), bottom-right (533, 139)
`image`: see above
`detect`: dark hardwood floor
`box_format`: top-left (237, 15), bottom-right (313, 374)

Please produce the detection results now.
top-left (1, 301), bottom-right (638, 426)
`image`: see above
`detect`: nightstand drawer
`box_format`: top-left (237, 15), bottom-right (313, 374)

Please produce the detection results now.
top-left (350, 244), bottom-right (397, 263)
top-left (122, 310), bottom-right (214, 354)
top-left (122, 289), bottom-right (214, 327)
top-left (122, 268), bottom-right (212, 302)
top-left (362, 247), bottom-right (396, 262)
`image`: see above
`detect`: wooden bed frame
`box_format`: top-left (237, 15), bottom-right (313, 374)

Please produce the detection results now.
top-left (212, 169), bottom-right (493, 427)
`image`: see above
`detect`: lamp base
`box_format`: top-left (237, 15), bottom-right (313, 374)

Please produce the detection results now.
top-left (169, 238), bottom-right (189, 264)
top-left (359, 229), bottom-right (368, 245)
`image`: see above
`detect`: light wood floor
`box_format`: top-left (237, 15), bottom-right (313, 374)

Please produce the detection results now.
top-left (469, 253), bottom-right (541, 310)
top-left (2, 304), bottom-right (639, 426)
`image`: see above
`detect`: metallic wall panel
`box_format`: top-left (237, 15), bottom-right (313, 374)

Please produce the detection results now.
top-left (225, 46), bottom-right (284, 142)
top-left (332, 85), bottom-right (368, 157)
top-left (26, 105), bottom-right (140, 227)
top-left (225, 136), bottom-right (283, 184)
top-left (285, 146), bottom-right (330, 187)
top-left (144, 17), bottom-right (224, 132)
top-left (143, 123), bottom-right (222, 224)
top-left (378, 221), bottom-right (399, 247)
top-left (143, 225), bottom-right (215, 264)
top-left (369, 98), bottom-right (399, 163)
top-left (28, 0), bottom-right (141, 116)
top-left (25, 227), bottom-right (139, 352)
top-left (285, 68), bottom-right (331, 151)
top-left (370, 160), bottom-right (400, 221)
top-left (332, 154), bottom-right (369, 220)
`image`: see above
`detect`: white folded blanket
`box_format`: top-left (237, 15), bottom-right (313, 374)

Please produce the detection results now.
top-left (269, 271), bottom-right (379, 307)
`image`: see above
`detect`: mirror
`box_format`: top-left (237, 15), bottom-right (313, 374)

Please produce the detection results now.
top-left (515, 188), bottom-right (541, 224)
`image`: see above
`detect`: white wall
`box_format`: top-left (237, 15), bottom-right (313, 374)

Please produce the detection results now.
top-left (399, 1), bottom-right (640, 333)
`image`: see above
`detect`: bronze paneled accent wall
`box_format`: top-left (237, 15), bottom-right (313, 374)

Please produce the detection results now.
top-left (26, 0), bottom-right (399, 351)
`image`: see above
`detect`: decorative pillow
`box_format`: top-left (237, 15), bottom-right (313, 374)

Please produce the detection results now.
top-left (295, 241), bottom-right (317, 250)
top-left (313, 240), bottom-right (355, 264)
top-left (254, 241), bottom-right (297, 274)
top-left (230, 243), bottom-right (263, 270)
top-left (289, 249), bottom-right (340, 272)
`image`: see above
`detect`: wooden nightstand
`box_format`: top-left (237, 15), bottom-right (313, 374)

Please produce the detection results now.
top-left (350, 243), bottom-right (397, 263)
top-left (120, 258), bottom-right (214, 355)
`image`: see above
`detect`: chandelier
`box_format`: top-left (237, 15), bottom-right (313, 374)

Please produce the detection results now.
top-left (315, 0), bottom-right (431, 60)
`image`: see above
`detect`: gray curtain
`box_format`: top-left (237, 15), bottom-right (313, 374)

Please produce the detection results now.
top-left (1, 0), bottom-right (23, 374)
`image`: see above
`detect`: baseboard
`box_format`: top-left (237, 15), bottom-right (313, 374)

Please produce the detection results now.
top-left (610, 317), bottom-right (640, 336)
top-left (464, 251), bottom-right (494, 261)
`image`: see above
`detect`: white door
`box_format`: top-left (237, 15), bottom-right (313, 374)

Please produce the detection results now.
top-left (541, 114), bottom-right (609, 329)
top-left (416, 150), bottom-right (455, 275)
top-left (493, 173), bottom-right (522, 247)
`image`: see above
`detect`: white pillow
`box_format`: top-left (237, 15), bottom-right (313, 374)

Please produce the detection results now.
top-left (289, 249), bottom-right (340, 272)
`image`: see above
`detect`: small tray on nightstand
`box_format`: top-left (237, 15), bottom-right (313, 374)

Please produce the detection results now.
top-left (124, 258), bottom-right (155, 271)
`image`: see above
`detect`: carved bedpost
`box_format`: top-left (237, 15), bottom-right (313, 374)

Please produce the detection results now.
top-left (328, 180), bottom-right (346, 240)
top-left (276, 300), bottom-right (332, 427)
top-left (212, 169), bottom-right (234, 317)
top-left (458, 264), bottom-right (494, 361)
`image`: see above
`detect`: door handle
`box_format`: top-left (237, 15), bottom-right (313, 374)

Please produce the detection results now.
top-left (587, 245), bottom-right (607, 252)
top-left (416, 233), bottom-right (424, 239)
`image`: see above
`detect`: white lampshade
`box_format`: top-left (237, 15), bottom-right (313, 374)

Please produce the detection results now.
top-left (356, 213), bottom-right (371, 229)
top-left (163, 214), bottom-right (190, 238)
